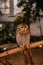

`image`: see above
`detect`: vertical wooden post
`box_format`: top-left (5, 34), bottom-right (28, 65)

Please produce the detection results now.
top-left (9, 0), bottom-right (14, 16)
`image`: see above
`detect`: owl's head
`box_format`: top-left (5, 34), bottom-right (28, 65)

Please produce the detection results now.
top-left (17, 23), bottom-right (29, 35)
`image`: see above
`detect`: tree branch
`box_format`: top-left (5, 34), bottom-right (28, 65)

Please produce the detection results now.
top-left (0, 40), bottom-right (43, 57)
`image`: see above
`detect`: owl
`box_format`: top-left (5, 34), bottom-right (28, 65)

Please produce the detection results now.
top-left (16, 23), bottom-right (30, 49)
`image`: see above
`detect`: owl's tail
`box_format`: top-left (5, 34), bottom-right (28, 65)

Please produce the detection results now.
top-left (23, 47), bottom-right (33, 65)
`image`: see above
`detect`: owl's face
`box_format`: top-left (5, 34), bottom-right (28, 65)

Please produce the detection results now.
top-left (17, 23), bottom-right (29, 35)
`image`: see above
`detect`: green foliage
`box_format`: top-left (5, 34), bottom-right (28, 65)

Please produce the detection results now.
top-left (17, 0), bottom-right (26, 7)
top-left (0, 23), bottom-right (16, 44)
top-left (17, 0), bottom-right (43, 24)
top-left (0, 16), bottom-right (23, 44)
top-left (36, 0), bottom-right (43, 11)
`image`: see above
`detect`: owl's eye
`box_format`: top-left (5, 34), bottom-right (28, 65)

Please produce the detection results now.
top-left (25, 26), bottom-right (26, 28)
top-left (21, 27), bottom-right (23, 28)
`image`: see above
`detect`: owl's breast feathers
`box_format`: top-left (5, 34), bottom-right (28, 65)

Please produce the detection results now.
top-left (16, 31), bottom-right (30, 48)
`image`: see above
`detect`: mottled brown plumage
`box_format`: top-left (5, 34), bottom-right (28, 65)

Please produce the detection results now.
top-left (16, 23), bottom-right (30, 49)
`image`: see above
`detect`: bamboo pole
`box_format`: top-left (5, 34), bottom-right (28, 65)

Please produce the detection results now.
top-left (0, 40), bottom-right (43, 57)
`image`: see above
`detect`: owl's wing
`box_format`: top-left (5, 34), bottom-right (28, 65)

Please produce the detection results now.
top-left (16, 31), bottom-right (25, 48)
top-left (16, 31), bottom-right (21, 45)
top-left (25, 33), bottom-right (30, 48)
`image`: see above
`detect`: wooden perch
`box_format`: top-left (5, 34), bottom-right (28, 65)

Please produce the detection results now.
top-left (28, 40), bottom-right (43, 48)
top-left (0, 40), bottom-right (43, 57)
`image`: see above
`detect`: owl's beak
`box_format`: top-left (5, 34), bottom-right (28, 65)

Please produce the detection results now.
top-left (22, 28), bottom-right (25, 31)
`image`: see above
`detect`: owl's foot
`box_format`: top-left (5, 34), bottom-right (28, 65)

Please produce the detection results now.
top-left (28, 64), bottom-right (32, 65)
top-left (25, 63), bottom-right (32, 65)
